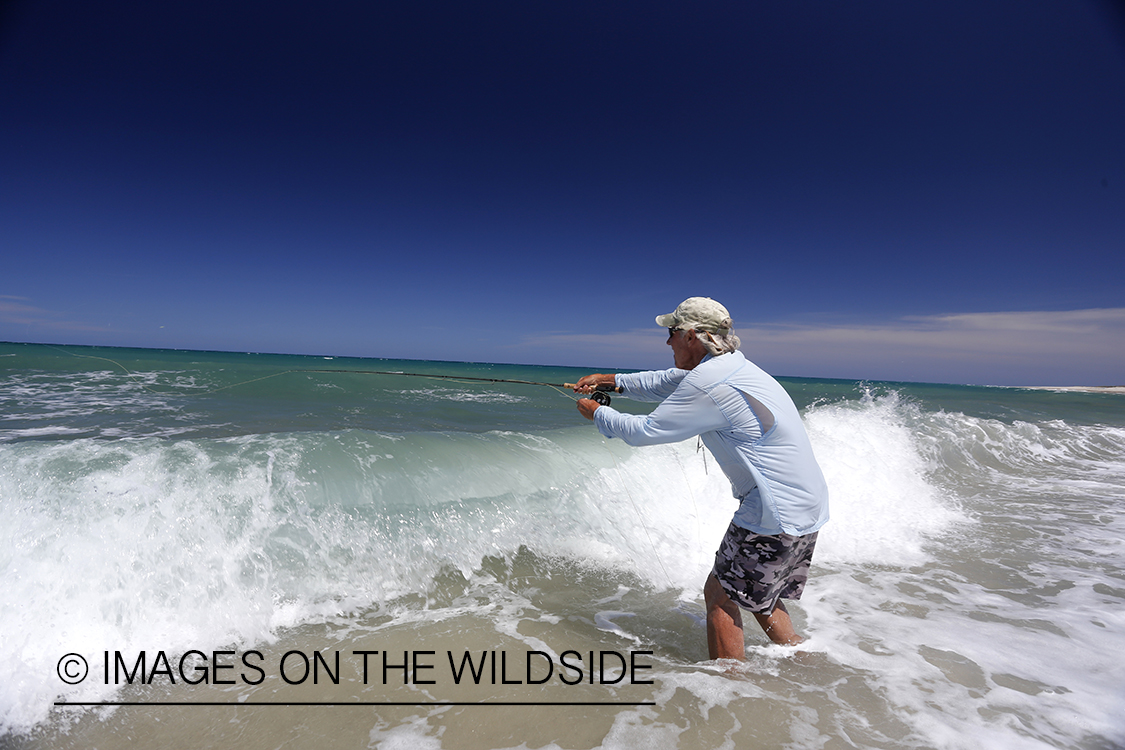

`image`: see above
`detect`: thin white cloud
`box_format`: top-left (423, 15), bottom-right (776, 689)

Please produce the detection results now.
top-left (520, 309), bottom-right (1125, 385)
top-left (0, 298), bottom-right (111, 333)
top-left (749, 308), bottom-right (1125, 356)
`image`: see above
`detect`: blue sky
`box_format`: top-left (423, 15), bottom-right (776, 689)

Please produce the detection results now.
top-left (2, 1), bottom-right (1124, 385)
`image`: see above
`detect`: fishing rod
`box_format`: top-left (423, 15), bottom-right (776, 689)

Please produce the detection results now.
top-left (296, 368), bottom-right (623, 405)
top-left (39, 345), bottom-right (624, 403)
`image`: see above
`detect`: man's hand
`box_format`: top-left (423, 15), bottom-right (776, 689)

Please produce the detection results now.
top-left (576, 398), bottom-right (600, 421)
top-left (573, 373), bottom-right (616, 394)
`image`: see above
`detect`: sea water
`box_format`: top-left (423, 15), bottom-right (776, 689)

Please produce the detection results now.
top-left (1, 342), bottom-right (1123, 749)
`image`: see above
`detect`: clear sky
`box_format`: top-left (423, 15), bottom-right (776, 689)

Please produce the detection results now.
top-left (2, 1), bottom-right (1123, 385)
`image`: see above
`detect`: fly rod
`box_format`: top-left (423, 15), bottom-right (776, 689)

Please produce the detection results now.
top-left (41, 345), bottom-right (624, 402)
top-left (296, 369), bottom-right (623, 404)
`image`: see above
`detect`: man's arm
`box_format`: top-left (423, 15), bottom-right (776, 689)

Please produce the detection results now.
top-left (594, 381), bottom-right (728, 446)
top-left (574, 369), bottom-right (687, 403)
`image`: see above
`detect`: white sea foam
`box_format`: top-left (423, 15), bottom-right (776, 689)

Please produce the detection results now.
top-left (803, 390), bottom-right (969, 565)
top-left (401, 387), bottom-right (530, 404)
top-left (794, 396), bottom-right (1125, 749)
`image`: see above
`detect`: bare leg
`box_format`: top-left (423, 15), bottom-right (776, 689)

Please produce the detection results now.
top-left (704, 574), bottom-right (745, 660)
top-left (752, 601), bottom-right (804, 646)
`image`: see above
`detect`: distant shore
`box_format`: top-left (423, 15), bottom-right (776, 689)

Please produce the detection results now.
top-left (1018, 385), bottom-right (1125, 395)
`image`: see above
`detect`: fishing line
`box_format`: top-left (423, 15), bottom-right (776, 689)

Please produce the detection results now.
top-left (42, 344), bottom-right (298, 397)
top-left (673, 443), bottom-right (706, 565)
top-left (598, 444), bottom-right (677, 591)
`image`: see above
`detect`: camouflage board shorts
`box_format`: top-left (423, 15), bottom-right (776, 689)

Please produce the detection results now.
top-left (711, 521), bottom-right (819, 614)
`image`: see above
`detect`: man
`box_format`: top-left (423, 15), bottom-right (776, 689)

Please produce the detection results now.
top-left (573, 297), bottom-right (829, 658)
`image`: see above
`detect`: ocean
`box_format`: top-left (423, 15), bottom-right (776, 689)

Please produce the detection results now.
top-left (2, 341), bottom-right (1123, 749)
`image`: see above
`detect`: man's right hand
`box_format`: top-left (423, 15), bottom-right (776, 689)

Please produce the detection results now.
top-left (576, 398), bottom-right (600, 420)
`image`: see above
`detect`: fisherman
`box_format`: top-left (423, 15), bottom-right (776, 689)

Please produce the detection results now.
top-left (573, 297), bottom-right (829, 658)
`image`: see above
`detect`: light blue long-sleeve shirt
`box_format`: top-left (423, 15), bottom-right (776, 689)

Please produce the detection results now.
top-left (592, 351), bottom-right (829, 536)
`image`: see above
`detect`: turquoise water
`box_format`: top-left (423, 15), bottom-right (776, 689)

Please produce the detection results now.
top-left (2, 342), bottom-right (1124, 749)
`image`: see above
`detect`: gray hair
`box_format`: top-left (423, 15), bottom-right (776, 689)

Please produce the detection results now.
top-left (692, 328), bottom-right (741, 356)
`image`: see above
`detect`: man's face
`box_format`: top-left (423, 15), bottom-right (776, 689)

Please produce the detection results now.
top-left (667, 328), bottom-right (708, 370)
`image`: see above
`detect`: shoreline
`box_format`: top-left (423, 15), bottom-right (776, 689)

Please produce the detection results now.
top-left (1016, 385), bottom-right (1125, 395)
